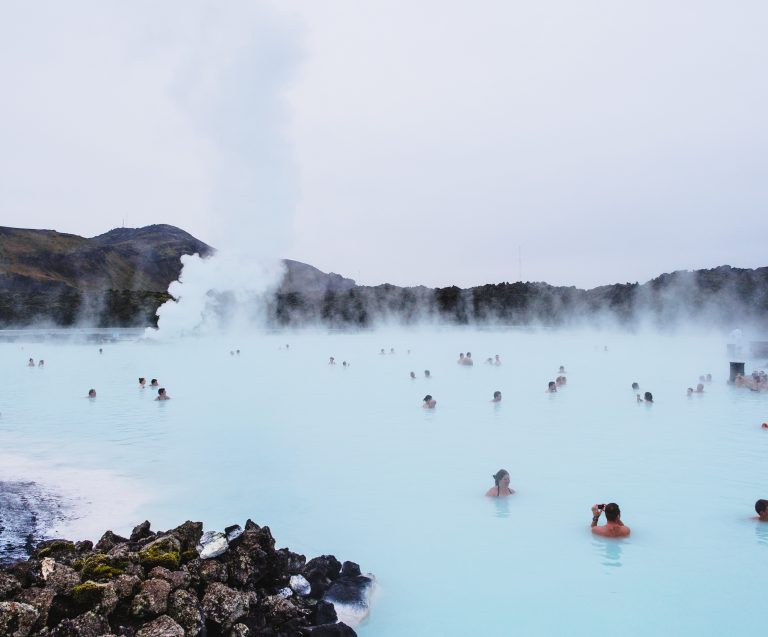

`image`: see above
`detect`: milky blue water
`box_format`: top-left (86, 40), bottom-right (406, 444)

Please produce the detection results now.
top-left (1, 327), bottom-right (767, 636)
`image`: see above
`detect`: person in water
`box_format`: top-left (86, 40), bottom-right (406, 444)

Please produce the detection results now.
top-left (328, 357), bottom-right (336, 365)
top-left (150, 379), bottom-right (159, 387)
top-left (637, 391), bottom-right (653, 403)
top-left (410, 371), bottom-right (416, 379)
top-left (38, 359), bottom-right (44, 367)
top-left (591, 503), bottom-right (630, 537)
top-left (762, 422), bottom-right (768, 429)
top-left (485, 469), bottom-right (515, 497)
top-left (139, 377), bottom-right (146, 389)
top-left (27, 358), bottom-right (35, 367)
top-left (457, 353), bottom-right (465, 364)
top-left (494, 355), bottom-right (501, 366)
top-left (87, 389), bottom-right (96, 398)
top-left (156, 387), bottom-right (170, 401)
top-left (686, 387), bottom-right (694, 396)
top-left (755, 499), bottom-right (768, 521)
top-left (695, 383), bottom-right (704, 393)
top-left (559, 365), bottom-right (566, 373)
top-left (463, 352), bottom-right (474, 366)
top-left (424, 370), bottom-right (431, 378)
top-left (422, 394), bottom-right (436, 409)
top-left (546, 381), bottom-right (557, 393)
top-left (491, 390), bottom-right (502, 402)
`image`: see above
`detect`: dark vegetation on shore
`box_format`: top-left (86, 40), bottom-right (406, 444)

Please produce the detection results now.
top-left (0, 518), bottom-right (368, 636)
top-left (1, 224), bottom-right (767, 329)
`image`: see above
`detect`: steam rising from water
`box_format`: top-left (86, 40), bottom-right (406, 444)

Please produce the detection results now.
top-left (149, 2), bottom-right (301, 338)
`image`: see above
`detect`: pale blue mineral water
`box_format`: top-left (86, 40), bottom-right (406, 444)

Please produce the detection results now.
top-left (1, 327), bottom-right (766, 636)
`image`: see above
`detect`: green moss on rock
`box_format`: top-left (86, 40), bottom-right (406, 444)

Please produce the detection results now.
top-left (80, 554), bottom-right (126, 581)
top-left (139, 536), bottom-right (181, 570)
top-left (38, 541), bottom-right (76, 558)
top-left (72, 581), bottom-right (106, 606)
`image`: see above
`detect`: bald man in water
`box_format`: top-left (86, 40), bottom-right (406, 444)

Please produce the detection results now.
top-left (591, 503), bottom-right (630, 537)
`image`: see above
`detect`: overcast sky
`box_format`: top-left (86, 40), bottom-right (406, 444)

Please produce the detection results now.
top-left (1, 1), bottom-right (766, 289)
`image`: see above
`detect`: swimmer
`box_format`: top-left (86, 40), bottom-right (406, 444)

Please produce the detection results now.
top-left (390, 348), bottom-right (395, 354)
top-left (410, 371), bottom-right (416, 379)
top-left (38, 360), bottom-right (44, 367)
top-left (706, 373), bottom-right (712, 382)
top-left (87, 389), bottom-right (96, 398)
top-left (155, 387), bottom-right (170, 401)
top-left (494, 354), bottom-right (501, 366)
top-left (236, 349), bottom-right (240, 355)
top-left (631, 382), bottom-right (639, 391)
top-left (457, 353), bottom-right (465, 364)
top-left (637, 391), bottom-right (653, 403)
top-left (491, 390), bottom-right (502, 403)
top-left (139, 377), bottom-right (146, 389)
top-left (343, 361), bottom-right (348, 368)
top-left (422, 394), bottom-right (436, 409)
top-left (463, 352), bottom-right (474, 366)
top-left (761, 422), bottom-right (768, 430)
top-left (485, 469), bottom-right (515, 497)
top-left (99, 348), bottom-right (103, 354)
top-left (695, 383), bottom-right (704, 393)
top-left (485, 357), bottom-right (493, 365)
top-left (558, 365), bottom-right (566, 373)
top-left (546, 381), bottom-right (557, 393)
top-left (380, 349), bottom-right (386, 355)
top-left (27, 358), bottom-right (35, 367)
top-left (150, 379), bottom-right (159, 387)
top-left (329, 357), bottom-right (336, 365)
top-left (424, 370), bottom-right (431, 378)
top-left (754, 499), bottom-right (768, 521)
top-left (687, 387), bottom-right (694, 396)
top-left (591, 503), bottom-right (630, 537)
top-left (556, 376), bottom-right (566, 386)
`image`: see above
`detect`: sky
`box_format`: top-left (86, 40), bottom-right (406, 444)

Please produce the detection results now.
top-left (1, 1), bottom-right (767, 289)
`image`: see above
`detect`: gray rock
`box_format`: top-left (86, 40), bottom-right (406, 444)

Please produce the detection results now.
top-left (305, 622), bottom-right (357, 637)
top-left (94, 530), bottom-right (129, 553)
top-left (197, 531), bottom-right (228, 559)
top-left (46, 563), bottom-right (81, 595)
top-left (188, 558), bottom-right (228, 584)
top-left (225, 525), bottom-right (243, 543)
top-left (289, 574), bottom-right (311, 596)
top-left (49, 610), bottom-right (110, 637)
top-left (148, 566), bottom-right (190, 590)
top-left (168, 588), bottom-right (204, 637)
top-left (131, 578), bottom-right (172, 619)
top-left (15, 587), bottom-right (55, 630)
top-left (0, 600), bottom-right (39, 637)
top-left (130, 520), bottom-right (153, 542)
top-left (0, 572), bottom-right (21, 599)
top-left (113, 573), bottom-right (141, 599)
top-left (323, 562), bottom-right (375, 628)
top-left (201, 582), bottom-right (249, 629)
top-left (229, 623), bottom-right (250, 637)
top-left (135, 614), bottom-right (185, 637)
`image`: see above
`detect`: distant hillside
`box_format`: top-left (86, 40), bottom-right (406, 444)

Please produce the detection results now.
top-left (1, 224), bottom-right (767, 329)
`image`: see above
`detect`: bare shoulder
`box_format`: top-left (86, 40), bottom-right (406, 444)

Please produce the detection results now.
top-left (484, 487), bottom-right (497, 497)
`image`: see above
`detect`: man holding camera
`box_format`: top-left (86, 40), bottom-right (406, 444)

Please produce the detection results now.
top-left (591, 503), bottom-right (630, 537)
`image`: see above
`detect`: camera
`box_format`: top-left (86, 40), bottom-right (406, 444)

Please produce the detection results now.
top-left (597, 504), bottom-right (606, 510)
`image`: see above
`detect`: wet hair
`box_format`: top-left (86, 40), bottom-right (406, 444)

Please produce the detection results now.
top-left (424, 370), bottom-right (430, 376)
top-left (151, 379), bottom-right (158, 384)
top-left (644, 391), bottom-right (653, 402)
top-left (604, 502), bottom-right (621, 522)
top-left (466, 352), bottom-right (472, 357)
top-left (158, 388), bottom-right (166, 395)
top-left (88, 389), bottom-right (96, 396)
top-left (423, 395), bottom-right (433, 402)
top-left (631, 382), bottom-right (639, 390)
top-left (139, 377), bottom-right (145, 383)
top-left (493, 391), bottom-right (501, 399)
top-left (755, 499), bottom-right (768, 515)
top-left (492, 469), bottom-right (509, 496)
top-left (548, 381), bottom-right (556, 390)
top-left (410, 371), bottom-right (416, 378)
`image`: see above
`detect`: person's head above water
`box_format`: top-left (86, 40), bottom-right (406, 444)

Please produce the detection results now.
top-left (410, 371), bottom-right (416, 379)
top-left (486, 469), bottom-right (514, 497)
top-left (547, 381), bottom-right (557, 392)
top-left (755, 499), bottom-right (768, 521)
top-left (150, 379), bottom-right (158, 386)
top-left (424, 370), bottom-right (430, 377)
top-left (604, 502), bottom-right (621, 522)
top-left (88, 389), bottom-right (96, 398)
top-left (631, 382), bottom-right (639, 390)
top-left (492, 390), bottom-right (502, 402)
top-left (644, 391), bottom-right (653, 402)
top-left (696, 383), bottom-right (704, 392)
top-left (422, 394), bottom-right (436, 408)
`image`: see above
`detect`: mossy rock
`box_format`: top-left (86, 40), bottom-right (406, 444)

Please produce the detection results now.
top-left (80, 554), bottom-right (126, 582)
top-left (37, 540), bottom-right (76, 558)
top-left (139, 536), bottom-right (181, 570)
top-left (180, 549), bottom-right (198, 564)
top-left (72, 580), bottom-right (106, 607)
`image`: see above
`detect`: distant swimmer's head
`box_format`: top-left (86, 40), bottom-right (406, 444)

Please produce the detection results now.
top-left (422, 394), bottom-right (436, 408)
top-left (559, 366), bottom-right (565, 373)
top-left (88, 389), bottom-right (96, 398)
top-left (466, 352), bottom-right (472, 358)
top-left (151, 379), bottom-right (158, 386)
top-left (410, 371), bottom-right (416, 379)
top-left (424, 370), bottom-right (431, 377)
top-left (696, 383), bottom-right (704, 392)
top-left (493, 391), bottom-right (502, 401)
top-left (423, 395), bottom-right (432, 402)
top-left (762, 422), bottom-right (768, 429)
top-left (548, 381), bottom-right (557, 392)
top-left (342, 361), bottom-right (348, 367)
top-left (604, 503), bottom-right (621, 522)
top-left (631, 382), bottom-right (639, 390)
top-left (644, 391), bottom-right (653, 402)
top-left (687, 387), bottom-right (694, 395)
top-left (493, 469), bottom-right (510, 486)
top-left (139, 377), bottom-right (145, 384)
top-left (755, 499), bottom-right (768, 520)
top-left (706, 373), bottom-right (712, 382)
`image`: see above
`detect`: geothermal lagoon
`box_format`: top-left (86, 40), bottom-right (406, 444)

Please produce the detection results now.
top-left (1, 327), bottom-right (767, 636)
